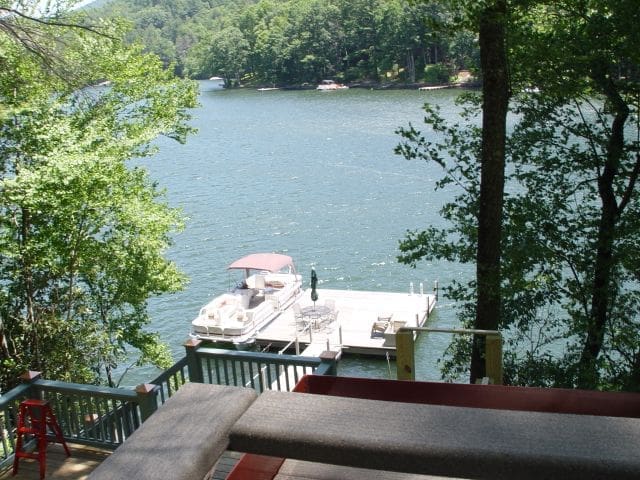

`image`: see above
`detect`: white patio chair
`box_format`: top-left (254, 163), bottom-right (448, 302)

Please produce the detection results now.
top-left (292, 303), bottom-right (306, 330)
top-left (323, 299), bottom-right (336, 311)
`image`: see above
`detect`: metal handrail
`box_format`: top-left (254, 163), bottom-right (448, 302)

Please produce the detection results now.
top-left (396, 327), bottom-right (503, 384)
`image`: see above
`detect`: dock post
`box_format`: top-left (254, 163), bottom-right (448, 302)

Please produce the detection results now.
top-left (396, 329), bottom-right (415, 381)
top-left (485, 334), bottom-right (503, 385)
top-left (434, 280), bottom-right (439, 301)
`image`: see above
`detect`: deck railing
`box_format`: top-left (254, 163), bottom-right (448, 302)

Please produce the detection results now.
top-left (0, 372), bottom-right (151, 469)
top-left (149, 356), bottom-right (189, 404)
top-left (1, 382), bottom-right (30, 467)
top-left (0, 342), bottom-right (338, 469)
top-left (196, 347), bottom-right (329, 393)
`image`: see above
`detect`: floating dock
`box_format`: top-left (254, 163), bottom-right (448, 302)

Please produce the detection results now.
top-left (255, 288), bottom-right (436, 357)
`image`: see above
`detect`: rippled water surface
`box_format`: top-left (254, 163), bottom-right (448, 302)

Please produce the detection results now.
top-left (123, 82), bottom-right (475, 385)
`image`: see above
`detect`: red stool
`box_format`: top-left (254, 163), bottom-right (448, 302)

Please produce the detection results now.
top-left (12, 399), bottom-right (70, 479)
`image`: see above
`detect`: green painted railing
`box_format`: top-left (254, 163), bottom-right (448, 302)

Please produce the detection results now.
top-left (0, 382), bottom-right (31, 467)
top-left (149, 356), bottom-right (188, 404)
top-left (197, 348), bottom-right (327, 393)
top-left (0, 372), bottom-right (151, 469)
top-left (185, 339), bottom-right (336, 394)
top-left (0, 342), bottom-right (338, 468)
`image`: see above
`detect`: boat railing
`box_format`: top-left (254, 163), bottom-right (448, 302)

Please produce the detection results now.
top-left (395, 327), bottom-right (503, 384)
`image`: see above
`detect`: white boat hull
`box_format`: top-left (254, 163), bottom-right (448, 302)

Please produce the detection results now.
top-left (191, 270), bottom-right (302, 346)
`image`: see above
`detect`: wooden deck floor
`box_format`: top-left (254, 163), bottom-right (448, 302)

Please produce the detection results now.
top-left (0, 445), bottom-right (241, 480)
top-left (0, 444), bottom-right (111, 480)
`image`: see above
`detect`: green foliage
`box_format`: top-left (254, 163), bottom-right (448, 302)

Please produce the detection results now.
top-left (396, 0), bottom-right (640, 391)
top-left (398, 84), bottom-right (640, 391)
top-left (0, 3), bottom-right (198, 391)
top-left (423, 63), bottom-right (452, 85)
top-left (94, 0), bottom-right (478, 85)
top-left (207, 26), bottom-right (250, 87)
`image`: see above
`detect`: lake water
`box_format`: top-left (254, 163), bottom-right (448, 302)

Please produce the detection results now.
top-left (122, 81), bottom-right (474, 386)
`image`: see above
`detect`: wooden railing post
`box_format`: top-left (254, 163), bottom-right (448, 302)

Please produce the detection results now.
top-left (20, 370), bottom-right (42, 398)
top-left (184, 338), bottom-right (203, 383)
top-left (318, 351), bottom-right (339, 376)
top-left (136, 383), bottom-right (160, 422)
top-left (396, 329), bottom-right (415, 381)
top-left (485, 334), bottom-right (503, 385)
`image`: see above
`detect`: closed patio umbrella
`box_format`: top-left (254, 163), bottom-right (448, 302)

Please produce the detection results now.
top-left (311, 268), bottom-right (318, 308)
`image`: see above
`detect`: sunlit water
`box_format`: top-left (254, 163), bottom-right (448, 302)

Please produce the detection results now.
top-left (120, 81), bottom-right (475, 386)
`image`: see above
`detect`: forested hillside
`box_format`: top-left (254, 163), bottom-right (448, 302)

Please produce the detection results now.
top-left (94, 0), bottom-right (477, 86)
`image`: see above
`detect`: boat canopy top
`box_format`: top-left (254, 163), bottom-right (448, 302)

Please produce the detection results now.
top-left (228, 253), bottom-right (295, 273)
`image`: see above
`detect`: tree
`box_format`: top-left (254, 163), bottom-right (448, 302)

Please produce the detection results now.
top-left (207, 26), bottom-right (250, 87)
top-left (398, 0), bottom-right (510, 385)
top-left (511, 0), bottom-right (640, 390)
top-left (0, 2), bottom-right (198, 391)
top-left (396, 0), bottom-right (640, 391)
top-left (472, 0), bottom-right (509, 383)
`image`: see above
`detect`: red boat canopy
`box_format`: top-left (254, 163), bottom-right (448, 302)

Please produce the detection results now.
top-left (228, 253), bottom-right (295, 273)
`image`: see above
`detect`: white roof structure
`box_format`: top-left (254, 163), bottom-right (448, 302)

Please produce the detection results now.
top-left (227, 253), bottom-right (295, 273)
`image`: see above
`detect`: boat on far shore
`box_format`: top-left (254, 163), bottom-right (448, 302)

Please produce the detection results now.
top-left (316, 80), bottom-right (349, 91)
top-left (190, 253), bottom-right (302, 347)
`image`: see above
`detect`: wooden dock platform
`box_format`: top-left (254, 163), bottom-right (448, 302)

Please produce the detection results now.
top-left (255, 288), bottom-right (436, 356)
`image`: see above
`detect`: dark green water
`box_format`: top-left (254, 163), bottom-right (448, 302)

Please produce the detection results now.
top-left (122, 81), bottom-right (474, 385)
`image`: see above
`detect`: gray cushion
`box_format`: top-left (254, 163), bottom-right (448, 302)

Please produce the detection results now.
top-left (89, 383), bottom-right (256, 480)
top-left (229, 390), bottom-right (640, 480)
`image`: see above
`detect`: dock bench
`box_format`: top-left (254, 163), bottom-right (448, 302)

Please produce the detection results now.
top-left (229, 389), bottom-right (640, 480)
top-left (88, 383), bottom-right (257, 480)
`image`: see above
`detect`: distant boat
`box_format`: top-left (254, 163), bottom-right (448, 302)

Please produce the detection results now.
top-left (209, 76), bottom-right (223, 81)
top-left (418, 85), bottom-right (450, 91)
top-left (190, 253), bottom-right (302, 346)
top-left (316, 80), bottom-right (349, 91)
top-left (257, 87), bottom-right (280, 91)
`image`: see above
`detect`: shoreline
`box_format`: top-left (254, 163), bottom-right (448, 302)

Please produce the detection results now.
top-left (214, 81), bottom-right (481, 91)
top-left (207, 73), bottom-right (480, 91)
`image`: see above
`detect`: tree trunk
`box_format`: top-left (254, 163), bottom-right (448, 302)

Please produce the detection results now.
top-left (578, 65), bottom-right (629, 389)
top-left (471, 1), bottom-right (509, 384)
top-left (20, 206), bottom-right (42, 370)
top-left (407, 50), bottom-right (415, 83)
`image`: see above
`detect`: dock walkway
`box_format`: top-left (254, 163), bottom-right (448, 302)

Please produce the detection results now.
top-left (257, 288), bottom-right (436, 356)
